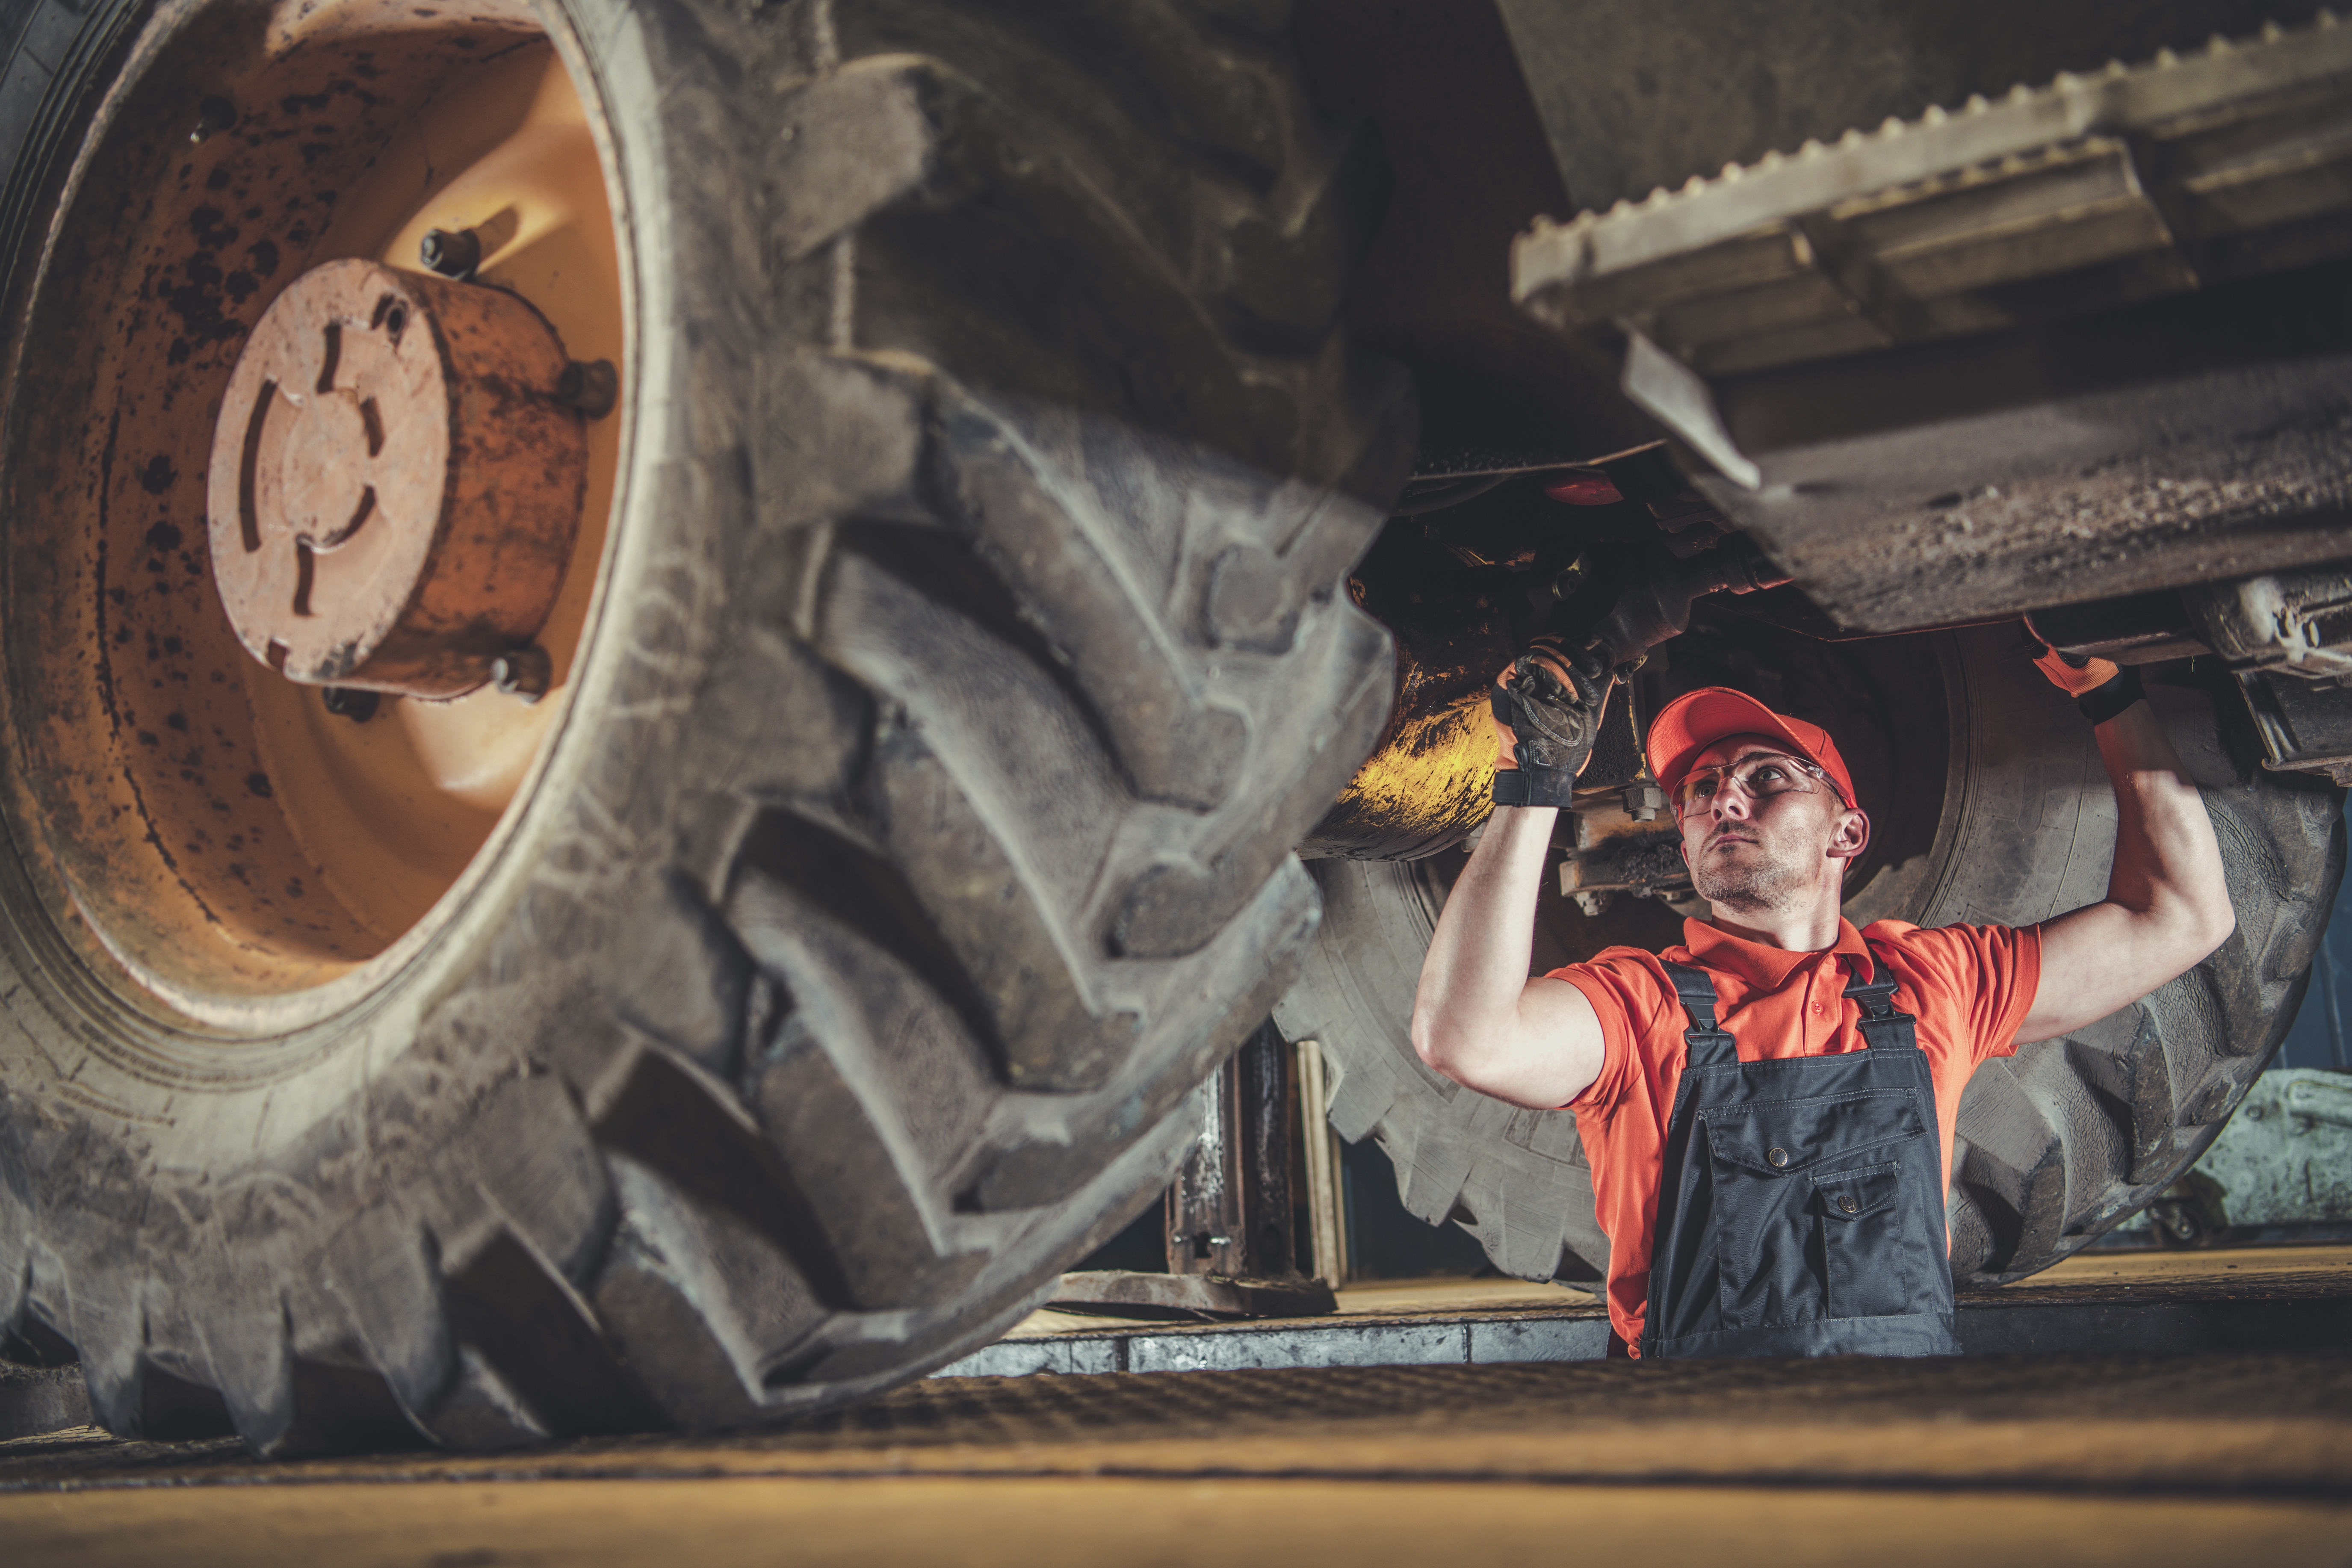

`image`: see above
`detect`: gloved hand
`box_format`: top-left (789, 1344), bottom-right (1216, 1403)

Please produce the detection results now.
top-left (1491, 641), bottom-right (1611, 809)
top-left (2032, 644), bottom-right (2118, 697)
top-left (2033, 642), bottom-right (2144, 724)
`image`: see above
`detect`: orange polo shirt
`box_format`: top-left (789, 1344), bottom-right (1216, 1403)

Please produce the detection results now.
top-left (1554, 915), bottom-right (2042, 1353)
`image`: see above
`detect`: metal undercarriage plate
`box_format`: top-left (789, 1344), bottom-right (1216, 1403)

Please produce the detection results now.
top-left (1515, 15), bottom-right (2352, 376)
top-left (1510, 16), bottom-right (2352, 633)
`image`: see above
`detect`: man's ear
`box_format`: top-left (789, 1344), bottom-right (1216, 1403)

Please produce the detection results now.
top-left (1829, 806), bottom-right (1871, 862)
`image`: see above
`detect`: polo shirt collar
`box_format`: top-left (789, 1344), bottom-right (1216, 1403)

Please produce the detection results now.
top-left (1681, 916), bottom-right (1872, 990)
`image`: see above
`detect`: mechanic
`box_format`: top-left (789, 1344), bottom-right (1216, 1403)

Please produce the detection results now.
top-left (1410, 643), bottom-right (2235, 1359)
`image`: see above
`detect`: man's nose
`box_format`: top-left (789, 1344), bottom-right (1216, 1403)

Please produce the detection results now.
top-left (1713, 786), bottom-right (1753, 821)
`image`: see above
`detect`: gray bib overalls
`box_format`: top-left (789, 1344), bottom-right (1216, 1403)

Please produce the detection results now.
top-left (1640, 959), bottom-right (1962, 1359)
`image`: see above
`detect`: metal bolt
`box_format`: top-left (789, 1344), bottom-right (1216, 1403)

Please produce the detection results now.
top-left (492, 645), bottom-right (553, 703)
top-left (1622, 781), bottom-right (1667, 823)
top-left (189, 97), bottom-right (237, 145)
top-left (418, 228), bottom-right (482, 280)
top-left (555, 359), bottom-right (618, 419)
top-left (321, 687), bottom-right (379, 723)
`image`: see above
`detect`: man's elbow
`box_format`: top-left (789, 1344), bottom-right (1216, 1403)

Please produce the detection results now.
top-left (1409, 1012), bottom-right (1448, 1072)
top-left (2195, 898), bottom-right (2236, 961)
top-left (2159, 894), bottom-right (2235, 982)
top-left (1409, 1010), bottom-right (1469, 1083)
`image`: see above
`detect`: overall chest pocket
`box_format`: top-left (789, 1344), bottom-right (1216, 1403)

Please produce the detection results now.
top-left (1700, 1089), bottom-right (1927, 1329)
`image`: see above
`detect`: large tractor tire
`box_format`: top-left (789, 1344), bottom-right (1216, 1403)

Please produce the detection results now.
top-left (0, 0), bottom-right (1409, 1452)
top-left (1277, 627), bottom-right (2344, 1288)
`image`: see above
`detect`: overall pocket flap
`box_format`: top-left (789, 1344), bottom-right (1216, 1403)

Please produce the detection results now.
top-left (1702, 1089), bottom-right (1925, 1176)
top-left (1813, 1163), bottom-right (1903, 1221)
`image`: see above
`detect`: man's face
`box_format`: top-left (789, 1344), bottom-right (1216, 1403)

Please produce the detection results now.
top-left (1674, 733), bottom-right (1861, 914)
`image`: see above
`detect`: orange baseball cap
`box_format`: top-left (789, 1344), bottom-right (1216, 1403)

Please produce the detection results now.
top-left (1645, 686), bottom-right (1856, 807)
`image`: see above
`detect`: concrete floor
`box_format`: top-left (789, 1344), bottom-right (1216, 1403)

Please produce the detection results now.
top-left (6, 1246), bottom-right (2350, 1568)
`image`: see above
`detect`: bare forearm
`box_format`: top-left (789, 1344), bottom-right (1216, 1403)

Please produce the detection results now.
top-left (1415, 807), bottom-right (1554, 1056)
top-left (2096, 702), bottom-right (2230, 938)
top-left (2022, 697), bottom-right (2234, 1040)
top-left (1409, 808), bottom-right (1602, 1107)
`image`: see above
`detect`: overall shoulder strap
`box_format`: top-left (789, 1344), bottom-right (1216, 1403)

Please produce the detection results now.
top-left (1844, 950), bottom-right (1919, 1051)
top-left (1661, 962), bottom-right (1739, 1070)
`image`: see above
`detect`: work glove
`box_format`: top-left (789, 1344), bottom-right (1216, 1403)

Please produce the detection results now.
top-left (1491, 641), bottom-right (1611, 809)
top-left (2033, 642), bottom-right (2143, 726)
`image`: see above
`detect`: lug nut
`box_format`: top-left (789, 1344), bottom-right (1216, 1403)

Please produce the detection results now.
top-left (492, 645), bottom-right (553, 704)
top-left (321, 687), bottom-right (380, 723)
top-left (189, 96), bottom-right (237, 145)
top-left (555, 359), bottom-right (618, 418)
top-left (419, 227), bottom-right (482, 279)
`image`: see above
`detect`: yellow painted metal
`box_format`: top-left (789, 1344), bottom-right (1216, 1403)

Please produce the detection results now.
top-left (1311, 691), bottom-right (1495, 857)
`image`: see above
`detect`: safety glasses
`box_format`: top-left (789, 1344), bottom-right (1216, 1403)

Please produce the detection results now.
top-left (1671, 751), bottom-right (1839, 818)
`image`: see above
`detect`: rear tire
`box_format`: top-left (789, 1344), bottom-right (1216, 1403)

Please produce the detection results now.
top-left (0, 0), bottom-right (1410, 1451)
top-left (1278, 629), bottom-right (2343, 1287)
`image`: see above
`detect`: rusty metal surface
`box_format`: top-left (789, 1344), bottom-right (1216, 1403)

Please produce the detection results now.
top-left (6, 1343), bottom-right (2351, 1494)
top-left (0, 0), bottom-right (621, 1000)
top-left (1695, 294), bottom-right (2352, 633)
top-left (208, 258), bottom-right (587, 698)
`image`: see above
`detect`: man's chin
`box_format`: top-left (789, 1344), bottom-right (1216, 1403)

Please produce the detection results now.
top-left (1692, 859), bottom-right (1805, 912)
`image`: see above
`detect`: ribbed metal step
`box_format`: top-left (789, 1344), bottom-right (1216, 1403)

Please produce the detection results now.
top-left (1515, 13), bottom-right (2352, 378)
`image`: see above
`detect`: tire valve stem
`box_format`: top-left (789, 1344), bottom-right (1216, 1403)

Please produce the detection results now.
top-left (189, 97), bottom-right (236, 145)
top-left (321, 687), bottom-right (379, 723)
top-left (418, 227), bottom-right (483, 280)
top-left (555, 359), bottom-right (619, 419)
top-left (493, 646), bottom-right (554, 704)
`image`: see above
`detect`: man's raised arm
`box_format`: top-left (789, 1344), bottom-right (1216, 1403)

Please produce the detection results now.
top-left (2018, 654), bottom-right (2237, 1043)
top-left (1409, 647), bottom-right (1610, 1110)
top-left (1410, 805), bottom-right (1606, 1108)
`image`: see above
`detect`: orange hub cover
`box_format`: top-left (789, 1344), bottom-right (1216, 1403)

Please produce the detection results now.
top-left (207, 258), bottom-right (588, 698)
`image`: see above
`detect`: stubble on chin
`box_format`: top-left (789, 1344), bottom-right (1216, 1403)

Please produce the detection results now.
top-left (1691, 840), bottom-right (1809, 914)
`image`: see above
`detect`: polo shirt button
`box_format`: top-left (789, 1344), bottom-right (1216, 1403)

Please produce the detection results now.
top-left (1767, 1147), bottom-right (1789, 1168)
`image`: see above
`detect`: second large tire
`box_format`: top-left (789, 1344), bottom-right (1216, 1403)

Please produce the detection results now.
top-left (1276, 628), bottom-right (2345, 1287)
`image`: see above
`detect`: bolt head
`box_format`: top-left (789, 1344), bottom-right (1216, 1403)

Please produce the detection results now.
top-left (418, 227), bottom-right (482, 279)
top-left (189, 96), bottom-right (237, 145)
top-left (492, 645), bottom-right (553, 703)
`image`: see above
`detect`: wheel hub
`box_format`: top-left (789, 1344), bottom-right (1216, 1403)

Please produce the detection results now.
top-left (207, 257), bottom-right (590, 699)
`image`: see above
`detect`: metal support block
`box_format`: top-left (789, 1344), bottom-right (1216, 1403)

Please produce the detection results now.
top-left (1165, 1020), bottom-right (1307, 1284)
